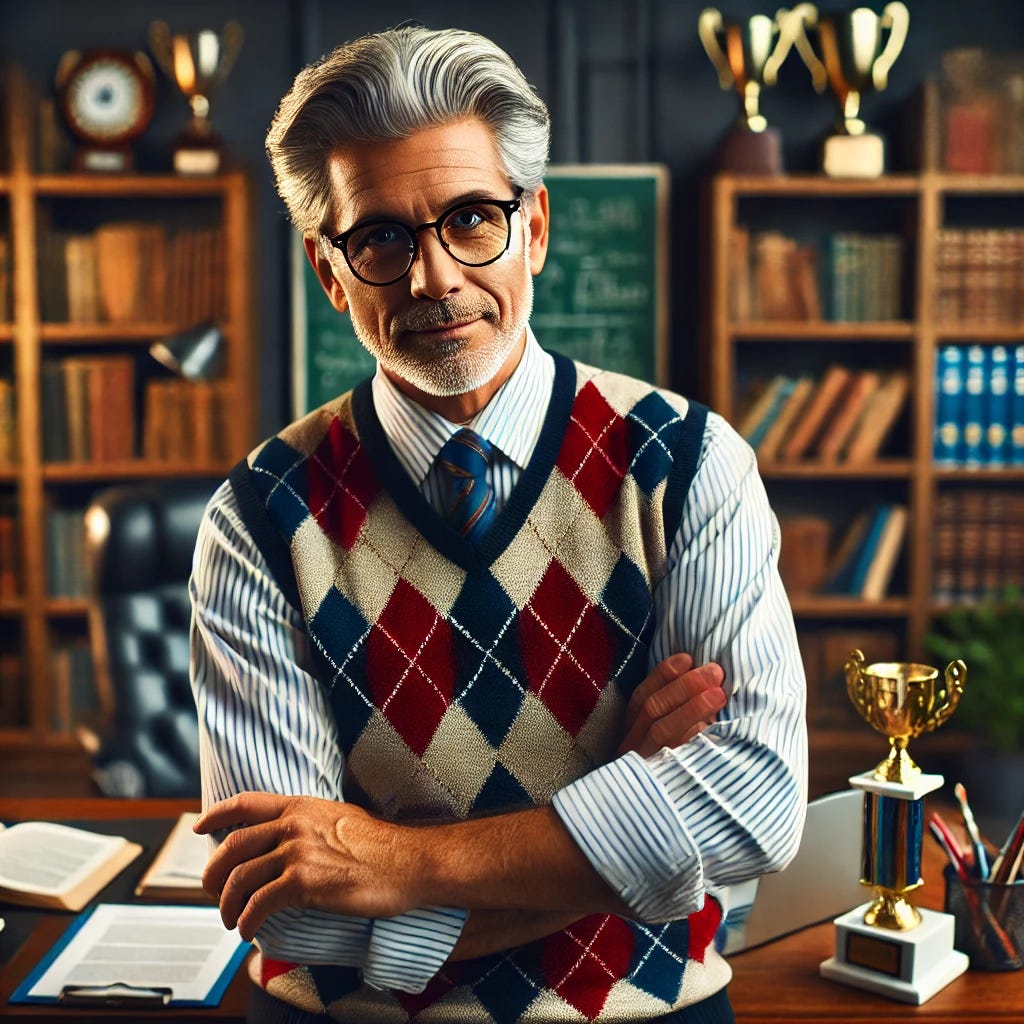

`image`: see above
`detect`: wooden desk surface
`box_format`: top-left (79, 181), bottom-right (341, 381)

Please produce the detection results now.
top-left (2, 798), bottom-right (1022, 1022)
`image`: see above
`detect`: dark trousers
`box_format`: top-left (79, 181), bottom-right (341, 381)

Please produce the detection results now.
top-left (247, 983), bottom-right (734, 1023)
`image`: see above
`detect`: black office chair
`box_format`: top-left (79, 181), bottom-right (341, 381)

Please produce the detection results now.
top-left (84, 480), bottom-right (217, 797)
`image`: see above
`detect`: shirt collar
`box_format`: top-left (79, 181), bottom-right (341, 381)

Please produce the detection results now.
top-left (371, 325), bottom-right (554, 486)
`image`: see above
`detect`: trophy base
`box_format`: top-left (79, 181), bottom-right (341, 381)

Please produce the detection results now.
top-left (717, 126), bottom-right (782, 175)
top-left (822, 132), bottom-right (885, 179)
top-left (173, 142), bottom-right (222, 176)
top-left (74, 146), bottom-right (134, 173)
top-left (821, 903), bottom-right (969, 1005)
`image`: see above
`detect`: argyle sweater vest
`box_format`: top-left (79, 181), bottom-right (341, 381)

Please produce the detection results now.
top-left (230, 354), bottom-right (730, 1022)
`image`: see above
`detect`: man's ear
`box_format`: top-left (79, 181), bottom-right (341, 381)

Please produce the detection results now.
top-left (527, 184), bottom-right (549, 276)
top-left (303, 235), bottom-right (349, 314)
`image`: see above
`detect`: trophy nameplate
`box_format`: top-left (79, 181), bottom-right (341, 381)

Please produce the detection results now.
top-left (819, 650), bottom-right (969, 1004)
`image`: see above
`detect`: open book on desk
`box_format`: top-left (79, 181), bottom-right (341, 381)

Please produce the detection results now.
top-left (134, 812), bottom-right (214, 903)
top-left (0, 821), bottom-right (142, 912)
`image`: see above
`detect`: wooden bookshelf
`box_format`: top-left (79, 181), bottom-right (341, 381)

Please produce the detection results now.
top-left (702, 171), bottom-right (1024, 791)
top-left (0, 69), bottom-right (257, 748)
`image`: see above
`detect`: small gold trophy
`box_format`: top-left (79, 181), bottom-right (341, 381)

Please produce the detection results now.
top-left (820, 650), bottom-right (970, 1004)
top-left (697, 8), bottom-right (800, 174)
top-left (148, 20), bottom-right (243, 176)
top-left (789, 2), bottom-right (909, 177)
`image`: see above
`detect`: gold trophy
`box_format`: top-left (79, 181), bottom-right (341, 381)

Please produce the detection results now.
top-left (820, 650), bottom-right (969, 1004)
top-left (148, 20), bottom-right (243, 175)
top-left (789, 2), bottom-right (909, 177)
top-left (698, 8), bottom-right (800, 174)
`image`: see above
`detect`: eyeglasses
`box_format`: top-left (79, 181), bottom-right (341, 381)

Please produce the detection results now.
top-left (326, 189), bottom-right (524, 287)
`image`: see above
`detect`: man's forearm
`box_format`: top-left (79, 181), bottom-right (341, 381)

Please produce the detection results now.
top-left (406, 806), bottom-right (631, 917)
top-left (449, 908), bottom-right (582, 961)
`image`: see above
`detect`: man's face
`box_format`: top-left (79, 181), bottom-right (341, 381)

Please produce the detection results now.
top-left (307, 118), bottom-right (549, 402)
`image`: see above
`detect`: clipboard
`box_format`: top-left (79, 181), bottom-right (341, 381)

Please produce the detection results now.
top-left (9, 904), bottom-right (250, 1007)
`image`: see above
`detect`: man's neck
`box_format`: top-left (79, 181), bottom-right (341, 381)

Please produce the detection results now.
top-left (382, 334), bottom-right (527, 424)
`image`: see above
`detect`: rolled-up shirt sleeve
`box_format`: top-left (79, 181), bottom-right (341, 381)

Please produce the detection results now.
top-left (552, 411), bottom-right (807, 922)
top-left (189, 480), bottom-right (465, 992)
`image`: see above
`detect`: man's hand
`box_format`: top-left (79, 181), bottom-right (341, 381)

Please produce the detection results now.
top-left (618, 653), bottom-right (726, 758)
top-left (195, 793), bottom-right (415, 940)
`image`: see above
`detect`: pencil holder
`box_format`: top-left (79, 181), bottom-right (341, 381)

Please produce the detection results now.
top-left (944, 866), bottom-right (1024, 971)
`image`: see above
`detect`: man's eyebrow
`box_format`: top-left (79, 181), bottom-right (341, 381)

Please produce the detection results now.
top-left (338, 189), bottom-right (512, 233)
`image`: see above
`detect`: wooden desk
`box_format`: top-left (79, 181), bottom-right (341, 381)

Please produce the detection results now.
top-left (3, 798), bottom-right (1022, 1022)
top-left (0, 798), bottom-right (250, 1022)
top-left (729, 834), bottom-right (1023, 1022)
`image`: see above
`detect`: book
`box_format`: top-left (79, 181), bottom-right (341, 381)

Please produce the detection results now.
top-left (1014, 345), bottom-right (1024, 466)
top-left (757, 375), bottom-right (814, 462)
top-left (781, 365), bottom-right (852, 461)
top-left (846, 504), bottom-right (893, 597)
top-left (134, 812), bottom-right (213, 903)
top-left (860, 504), bottom-right (907, 601)
top-left (816, 370), bottom-right (881, 462)
top-left (986, 344), bottom-right (1011, 466)
top-left (934, 345), bottom-right (964, 466)
top-left (0, 821), bottom-right (141, 911)
top-left (822, 510), bottom-right (873, 595)
top-left (843, 370), bottom-right (910, 463)
top-left (737, 374), bottom-right (790, 446)
top-left (961, 344), bottom-right (986, 466)
top-left (778, 516), bottom-right (831, 595)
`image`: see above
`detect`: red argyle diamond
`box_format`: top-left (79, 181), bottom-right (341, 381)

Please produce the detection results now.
top-left (687, 895), bottom-right (723, 964)
top-left (556, 382), bottom-right (630, 519)
top-left (306, 417), bottom-right (381, 550)
top-left (394, 965), bottom-right (458, 1016)
top-left (367, 578), bottom-right (455, 757)
top-left (542, 914), bottom-right (634, 1020)
top-left (521, 559), bottom-right (613, 735)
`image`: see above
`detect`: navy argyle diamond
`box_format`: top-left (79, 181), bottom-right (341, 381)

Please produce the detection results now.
top-left (628, 393), bottom-right (683, 497)
top-left (628, 922), bottom-right (688, 1006)
top-left (470, 953), bottom-right (540, 1024)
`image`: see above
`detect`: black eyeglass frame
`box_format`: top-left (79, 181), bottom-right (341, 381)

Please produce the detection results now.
top-left (326, 188), bottom-right (525, 287)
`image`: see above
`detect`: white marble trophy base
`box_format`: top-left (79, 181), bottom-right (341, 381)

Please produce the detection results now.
top-left (823, 132), bottom-right (885, 178)
top-left (821, 903), bottom-right (969, 1004)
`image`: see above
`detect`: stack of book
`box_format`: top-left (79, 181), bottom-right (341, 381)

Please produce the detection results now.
top-left (0, 506), bottom-right (18, 601)
top-left (821, 503), bottom-right (909, 602)
top-left (0, 377), bottom-right (15, 465)
top-left (729, 228), bottom-right (903, 322)
top-left (934, 343), bottom-right (1024, 467)
top-left (44, 506), bottom-right (88, 599)
top-left (739, 365), bottom-right (910, 464)
top-left (933, 488), bottom-right (1024, 603)
top-left (48, 636), bottom-right (96, 736)
top-left (37, 222), bottom-right (226, 324)
top-left (936, 229), bottom-right (1024, 325)
top-left (39, 355), bottom-right (135, 462)
top-left (142, 379), bottom-right (231, 464)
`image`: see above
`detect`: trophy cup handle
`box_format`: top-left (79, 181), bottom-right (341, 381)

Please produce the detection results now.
top-left (698, 8), bottom-right (735, 90)
top-left (761, 10), bottom-right (799, 86)
top-left (217, 21), bottom-right (245, 81)
top-left (872, 2), bottom-right (910, 90)
top-left (785, 3), bottom-right (828, 93)
top-left (844, 648), bottom-right (866, 704)
top-left (148, 20), bottom-right (177, 83)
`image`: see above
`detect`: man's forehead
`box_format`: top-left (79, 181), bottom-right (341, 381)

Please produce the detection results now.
top-left (326, 119), bottom-right (510, 221)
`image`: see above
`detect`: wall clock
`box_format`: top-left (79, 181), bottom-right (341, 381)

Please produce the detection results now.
top-left (56, 50), bottom-right (156, 172)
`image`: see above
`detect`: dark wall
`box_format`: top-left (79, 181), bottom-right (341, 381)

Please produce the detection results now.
top-left (4, 0), bottom-right (1023, 434)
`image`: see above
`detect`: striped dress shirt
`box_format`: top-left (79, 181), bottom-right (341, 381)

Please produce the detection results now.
top-left (189, 326), bottom-right (807, 994)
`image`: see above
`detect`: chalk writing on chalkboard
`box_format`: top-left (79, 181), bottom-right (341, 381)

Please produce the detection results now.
top-left (291, 165), bottom-right (669, 415)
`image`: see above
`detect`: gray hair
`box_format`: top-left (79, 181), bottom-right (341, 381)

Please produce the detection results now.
top-left (266, 24), bottom-right (551, 237)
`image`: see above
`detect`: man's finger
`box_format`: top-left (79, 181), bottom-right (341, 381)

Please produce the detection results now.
top-left (236, 874), bottom-right (296, 943)
top-left (625, 653), bottom-right (695, 718)
top-left (217, 851), bottom-right (284, 933)
top-left (195, 791), bottom-right (289, 835)
top-left (642, 691), bottom-right (726, 753)
top-left (644, 662), bottom-right (725, 720)
top-left (203, 820), bottom-right (282, 897)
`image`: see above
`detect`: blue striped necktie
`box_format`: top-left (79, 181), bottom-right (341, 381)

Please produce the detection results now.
top-left (436, 428), bottom-right (496, 541)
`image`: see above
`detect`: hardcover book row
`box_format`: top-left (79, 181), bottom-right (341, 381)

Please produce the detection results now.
top-left (934, 343), bottom-right (1024, 467)
top-left (739, 364), bottom-right (910, 464)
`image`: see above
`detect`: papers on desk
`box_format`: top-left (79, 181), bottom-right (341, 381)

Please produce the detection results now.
top-left (10, 904), bottom-right (249, 1007)
top-left (134, 812), bottom-right (213, 902)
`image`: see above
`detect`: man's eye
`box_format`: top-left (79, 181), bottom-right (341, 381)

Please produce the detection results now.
top-left (365, 225), bottom-right (405, 247)
top-left (448, 208), bottom-right (486, 230)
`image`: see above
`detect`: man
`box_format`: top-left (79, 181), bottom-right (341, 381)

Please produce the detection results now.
top-left (190, 23), bottom-right (807, 1024)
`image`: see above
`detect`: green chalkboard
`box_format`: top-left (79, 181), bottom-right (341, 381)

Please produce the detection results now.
top-left (292, 164), bottom-right (669, 415)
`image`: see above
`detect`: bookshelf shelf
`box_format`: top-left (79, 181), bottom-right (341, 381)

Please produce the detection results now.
top-left (0, 68), bottom-right (257, 750)
top-left (731, 322), bottom-right (915, 341)
top-left (933, 468), bottom-right (1024, 482)
top-left (722, 174), bottom-right (921, 197)
top-left (0, 601), bottom-right (24, 617)
top-left (933, 326), bottom-right (1024, 342)
top-left (790, 597), bottom-right (911, 618)
top-left (929, 173), bottom-right (1024, 194)
top-left (43, 461), bottom-right (233, 482)
top-left (760, 460), bottom-right (913, 480)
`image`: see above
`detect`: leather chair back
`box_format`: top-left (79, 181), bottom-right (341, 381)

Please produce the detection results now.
top-left (86, 481), bottom-right (215, 797)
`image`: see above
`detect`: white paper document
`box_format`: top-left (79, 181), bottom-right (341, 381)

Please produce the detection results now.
top-left (24, 904), bottom-right (246, 1004)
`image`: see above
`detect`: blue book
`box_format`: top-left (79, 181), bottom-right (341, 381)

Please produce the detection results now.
top-left (847, 504), bottom-right (892, 597)
top-left (933, 345), bottom-right (964, 467)
top-left (961, 345), bottom-right (986, 468)
top-left (1013, 345), bottom-right (1024, 466)
top-left (986, 344), bottom-right (1011, 466)
top-left (747, 376), bottom-right (796, 450)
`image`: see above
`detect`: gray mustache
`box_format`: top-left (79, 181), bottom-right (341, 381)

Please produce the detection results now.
top-left (397, 300), bottom-right (497, 333)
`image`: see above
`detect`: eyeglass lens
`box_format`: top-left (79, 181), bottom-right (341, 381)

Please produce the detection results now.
top-left (344, 201), bottom-right (513, 284)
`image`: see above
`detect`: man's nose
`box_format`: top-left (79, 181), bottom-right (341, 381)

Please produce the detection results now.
top-left (407, 231), bottom-right (463, 299)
